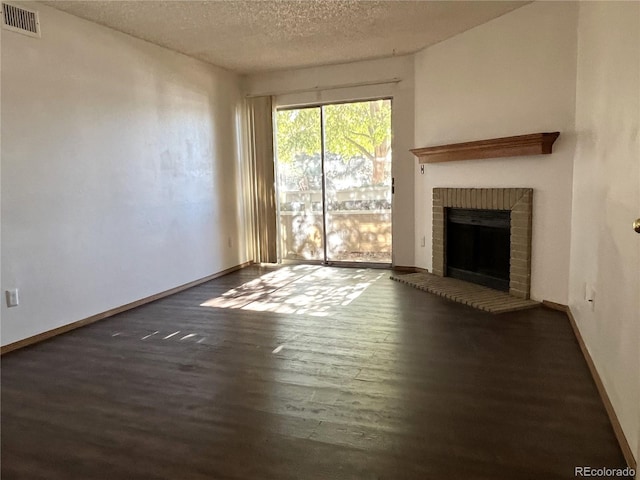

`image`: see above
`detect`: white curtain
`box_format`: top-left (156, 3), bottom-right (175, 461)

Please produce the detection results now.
top-left (247, 96), bottom-right (277, 263)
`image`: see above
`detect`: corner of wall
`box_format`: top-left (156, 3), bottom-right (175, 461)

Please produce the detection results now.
top-left (1, 3), bottom-right (252, 346)
top-left (568, 0), bottom-right (640, 463)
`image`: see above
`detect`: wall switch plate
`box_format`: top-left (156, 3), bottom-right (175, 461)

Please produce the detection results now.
top-left (6, 289), bottom-right (19, 308)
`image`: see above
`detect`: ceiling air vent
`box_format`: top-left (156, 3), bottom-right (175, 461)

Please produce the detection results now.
top-left (1, 2), bottom-right (40, 38)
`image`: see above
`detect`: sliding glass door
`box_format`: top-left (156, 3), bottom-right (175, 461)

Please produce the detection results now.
top-left (275, 99), bottom-right (392, 264)
top-left (275, 107), bottom-right (324, 261)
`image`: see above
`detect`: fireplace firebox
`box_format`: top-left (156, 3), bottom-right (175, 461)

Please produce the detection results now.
top-left (446, 208), bottom-right (511, 291)
top-left (432, 188), bottom-right (533, 299)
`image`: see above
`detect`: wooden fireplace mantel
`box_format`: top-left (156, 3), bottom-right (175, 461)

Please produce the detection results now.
top-left (410, 132), bottom-right (560, 164)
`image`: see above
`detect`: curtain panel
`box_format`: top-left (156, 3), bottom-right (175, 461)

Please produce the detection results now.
top-left (247, 96), bottom-right (277, 263)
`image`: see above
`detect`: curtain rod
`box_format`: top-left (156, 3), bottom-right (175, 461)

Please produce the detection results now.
top-left (245, 77), bottom-right (402, 98)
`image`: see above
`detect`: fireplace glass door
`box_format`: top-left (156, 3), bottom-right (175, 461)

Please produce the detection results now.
top-left (446, 208), bottom-right (510, 291)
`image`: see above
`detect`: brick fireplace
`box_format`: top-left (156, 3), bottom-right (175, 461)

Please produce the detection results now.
top-left (432, 188), bottom-right (533, 299)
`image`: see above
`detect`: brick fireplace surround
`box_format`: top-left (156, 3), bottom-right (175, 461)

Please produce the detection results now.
top-left (432, 188), bottom-right (533, 299)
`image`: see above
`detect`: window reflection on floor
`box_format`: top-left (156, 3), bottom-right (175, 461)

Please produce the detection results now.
top-left (200, 265), bottom-right (385, 317)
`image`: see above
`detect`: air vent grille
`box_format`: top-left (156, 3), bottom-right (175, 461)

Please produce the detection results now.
top-left (1, 2), bottom-right (40, 37)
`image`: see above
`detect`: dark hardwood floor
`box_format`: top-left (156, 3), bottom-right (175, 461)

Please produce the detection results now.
top-left (1, 265), bottom-right (628, 479)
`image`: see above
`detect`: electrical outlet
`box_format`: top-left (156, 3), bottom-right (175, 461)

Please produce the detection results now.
top-left (5, 289), bottom-right (19, 308)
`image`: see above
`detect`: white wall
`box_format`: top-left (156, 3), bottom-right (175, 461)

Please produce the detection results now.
top-left (569, 1), bottom-right (639, 461)
top-left (245, 56), bottom-right (416, 268)
top-left (413, 1), bottom-right (578, 303)
top-left (1, 3), bottom-right (251, 346)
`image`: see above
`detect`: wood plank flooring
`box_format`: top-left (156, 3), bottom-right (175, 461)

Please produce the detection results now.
top-left (1, 265), bottom-right (629, 479)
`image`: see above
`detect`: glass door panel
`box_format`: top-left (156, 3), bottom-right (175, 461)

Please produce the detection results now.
top-left (323, 100), bottom-right (392, 263)
top-left (275, 107), bottom-right (324, 261)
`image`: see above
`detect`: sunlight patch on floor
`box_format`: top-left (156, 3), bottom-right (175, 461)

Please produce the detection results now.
top-left (200, 266), bottom-right (384, 316)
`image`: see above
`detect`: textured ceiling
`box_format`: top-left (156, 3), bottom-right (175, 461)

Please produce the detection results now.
top-left (43, 1), bottom-right (528, 74)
